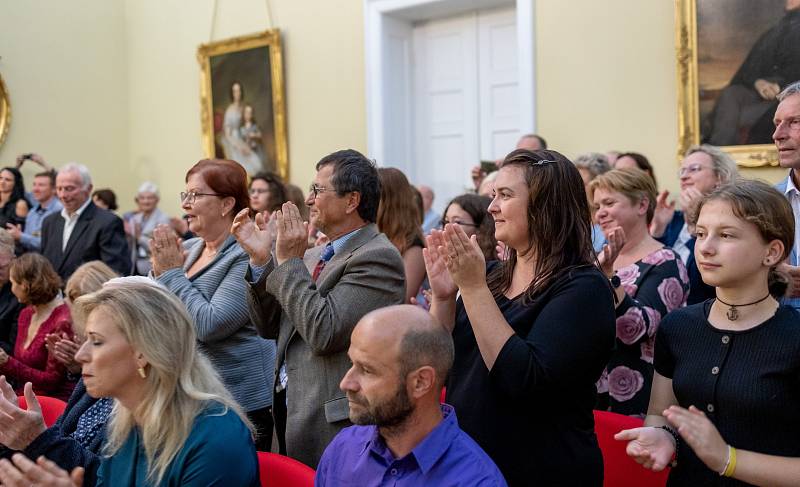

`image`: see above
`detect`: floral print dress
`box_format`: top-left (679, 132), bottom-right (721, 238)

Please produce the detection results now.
top-left (596, 247), bottom-right (689, 416)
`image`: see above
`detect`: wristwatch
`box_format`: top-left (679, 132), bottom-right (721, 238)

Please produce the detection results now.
top-left (609, 274), bottom-right (621, 289)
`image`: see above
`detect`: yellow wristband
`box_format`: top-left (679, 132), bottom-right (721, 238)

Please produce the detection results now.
top-left (723, 447), bottom-right (737, 477)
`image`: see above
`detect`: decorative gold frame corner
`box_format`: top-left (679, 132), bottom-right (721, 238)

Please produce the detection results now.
top-left (197, 29), bottom-right (289, 180)
top-left (674, 0), bottom-right (778, 168)
top-left (0, 74), bottom-right (11, 149)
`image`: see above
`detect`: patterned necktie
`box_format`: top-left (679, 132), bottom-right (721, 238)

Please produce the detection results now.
top-left (312, 244), bottom-right (335, 282)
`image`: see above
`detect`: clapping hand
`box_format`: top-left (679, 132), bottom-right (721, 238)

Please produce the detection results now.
top-left (649, 191), bottom-right (676, 238)
top-left (441, 223), bottom-right (486, 292)
top-left (423, 230), bottom-right (458, 300)
top-left (275, 202), bottom-right (309, 266)
top-left (231, 209), bottom-right (275, 266)
top-left (664, 405), bottom-right (729, 474)
top-left (45, 333), bottom-right (81, 375)
top-left (149, 225), bottom-right (184, 276)
top-left (614, 425), bottom-right (675, 472)
top-left (0, 380), bottom-right (47, 451)
top-left (598, 226), bottom-right (626, 278)
top-left (0, 453), bottom-right (83, 487)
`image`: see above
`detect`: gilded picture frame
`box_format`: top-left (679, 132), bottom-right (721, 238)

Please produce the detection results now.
top-left (0, 74), bottom-right (10, 149)
top-left (197, 29), bottom-right (288, 179)
top-left (675, 0), bottom-right (792, 168)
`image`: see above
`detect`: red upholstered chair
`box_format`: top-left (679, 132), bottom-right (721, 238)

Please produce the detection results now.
top-left (594, 410), bottom-right (670, 487)
top-left (257, 451), bottom-right (315, 487)
top-left (17, 395), bottom-right (67, 427)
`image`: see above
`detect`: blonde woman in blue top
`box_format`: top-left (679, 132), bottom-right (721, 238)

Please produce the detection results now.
top-left (0, 278), bottom-right (258, 486)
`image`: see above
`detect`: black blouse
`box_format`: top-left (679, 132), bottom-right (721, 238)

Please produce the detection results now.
top-left (446, 264), bottom-right (616, 487)
top-left (655, 301), bottom-right (800, 486)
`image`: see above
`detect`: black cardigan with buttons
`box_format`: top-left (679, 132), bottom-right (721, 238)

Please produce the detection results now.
top-left (655, 301), bottom-right (800, 486)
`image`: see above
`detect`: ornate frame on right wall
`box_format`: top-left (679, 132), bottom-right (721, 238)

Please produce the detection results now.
top-left (675, 0), bottom-right (794, 167)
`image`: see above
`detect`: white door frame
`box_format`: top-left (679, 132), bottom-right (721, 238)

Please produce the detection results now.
top-left (364, 0), bottom-right (536, 169)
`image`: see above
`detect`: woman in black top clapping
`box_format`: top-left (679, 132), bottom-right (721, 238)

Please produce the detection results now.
top-left (425, 149), bottom-right (616, 486)
top-left (617, 179), bottom-right (800, 485)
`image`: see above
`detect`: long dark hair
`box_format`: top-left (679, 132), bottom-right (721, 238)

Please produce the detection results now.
top-left (1, 167), bottom-right (28, 206)
top-left (443, 193), bottom-right (497, 261)
top-left (487, 149), bottom-right (596, 304)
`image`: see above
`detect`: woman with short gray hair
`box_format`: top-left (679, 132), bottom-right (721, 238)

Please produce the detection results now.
top-left (127, 181), bottom-right (171, 275)
top-left (650, 144), bottom-right (739, 304)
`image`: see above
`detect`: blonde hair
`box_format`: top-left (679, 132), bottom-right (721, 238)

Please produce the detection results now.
top-left (589, 168), bottom-right (658, 224)
top-left (73, 280), bottom-right (252, 484)
top-left (65, 261), bottom-right (119, 304)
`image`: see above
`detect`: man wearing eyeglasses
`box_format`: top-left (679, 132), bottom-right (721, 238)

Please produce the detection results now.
top-left (774, 80), bottom-right (800, 309)
top-left (233, 149), bottom-right (405, 468)
top-left (40, 163), bottom-right (130, 281)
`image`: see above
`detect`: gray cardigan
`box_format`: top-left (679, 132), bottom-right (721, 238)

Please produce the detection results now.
top-left (157, 235), bottom-right (275, 412)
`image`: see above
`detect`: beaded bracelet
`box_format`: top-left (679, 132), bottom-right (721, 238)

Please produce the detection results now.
top-left (659, 425), bottom-right (680, 467)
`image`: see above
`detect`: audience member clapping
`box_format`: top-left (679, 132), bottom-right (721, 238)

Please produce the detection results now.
top-left (650, 144), bottom-right (738, 304)
top-left (377, 168), bottom-right (426, 303)
top-left (235, 149), bottom-right (405, 467)
top-left (6, 170), bottom-right (62, 253)
top-left (590, 168), bottom-right (689, 416)
top-left (126, 182), bottom-right (171, 276)
top-left (441, 194), bottom-right (497, 262)
top-left (426, 149), bottom-right (615, 485)
top-left (616, 180), bottom-right (800, 485)
top-left (316, 305), bottom-right (508, 486)
top-left (0, 168), bottom-right (30, 231)
top-left (0, 260), bottom-right (118, 485)
top-left (0, 254), bottom-right (74, 400)
top-left (41, 163), bottom-right (131, 280)
top-left (150, 159), bottom-right (275, 451)
top-left (0, 278), bottom-right (260, 486)
top-left (249, 171), bottom-right (287, 215)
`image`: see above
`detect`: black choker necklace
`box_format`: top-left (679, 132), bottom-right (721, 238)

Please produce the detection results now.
top-left (715, 293), bottom-right (771, 321)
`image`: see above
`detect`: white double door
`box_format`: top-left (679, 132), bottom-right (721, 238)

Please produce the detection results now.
top-left (411, 6), bottom-right (520, 214)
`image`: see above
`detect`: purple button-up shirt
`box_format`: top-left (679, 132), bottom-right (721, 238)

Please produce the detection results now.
top-left (315, 404), bottom-right (507, 486)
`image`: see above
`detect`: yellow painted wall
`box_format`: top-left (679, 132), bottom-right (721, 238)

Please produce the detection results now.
top-left (535, 0), bottom-right (786, 196)
top-left (0, 0), bottom-right (788, 217)
top-left (0, 1), bottom-right (131, 203)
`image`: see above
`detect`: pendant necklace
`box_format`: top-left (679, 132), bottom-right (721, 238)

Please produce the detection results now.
top-left (715, 293), bottom-right (771, 321)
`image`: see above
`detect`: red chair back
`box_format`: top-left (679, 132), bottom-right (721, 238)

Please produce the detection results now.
top-left (17, 395), bottom-right (67, 427)
top-left (257, 451), bottom-right (315, 487)
top-left (594, 410), bottom-right (670, 487)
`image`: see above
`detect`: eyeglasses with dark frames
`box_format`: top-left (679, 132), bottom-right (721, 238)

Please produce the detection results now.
top-left (440, 219), bottom-right (479, 228)
top-left (308, 184), bottom-right (336, 198)
top-left (180, 191), bottom-right (223, 204)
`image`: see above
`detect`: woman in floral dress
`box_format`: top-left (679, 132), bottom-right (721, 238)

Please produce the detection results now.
top-left (591, 168), bottom-right (689, 416)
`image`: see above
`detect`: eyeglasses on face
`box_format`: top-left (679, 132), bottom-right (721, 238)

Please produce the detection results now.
top-left (678, 164), bottom-right (709, 178)
top-left (180, 191), bottom-right (222, 204)
top-left (308, 184), bottom-right (335, 198)
top-left (249, 188), bottom-right (269, 196)
top-left (440, 219), bottom-right (478, 228)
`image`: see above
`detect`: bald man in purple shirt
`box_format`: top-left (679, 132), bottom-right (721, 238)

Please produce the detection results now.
top-left (315, 305), bottom-right (507, 487)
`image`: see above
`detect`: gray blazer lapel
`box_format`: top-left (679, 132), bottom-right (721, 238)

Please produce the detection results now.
top-left (316, 224), bottom-right (378, 285)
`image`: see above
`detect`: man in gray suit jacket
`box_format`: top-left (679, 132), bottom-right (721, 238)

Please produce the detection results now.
top-left (233, 149), bottom-right (405, 467)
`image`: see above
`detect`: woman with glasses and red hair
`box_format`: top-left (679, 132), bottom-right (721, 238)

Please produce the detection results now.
top-left (149, 159), bottom-right (276, 452)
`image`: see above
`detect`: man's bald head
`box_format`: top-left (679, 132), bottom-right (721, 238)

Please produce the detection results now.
top-left (355, 305), bottom-right (454, 387)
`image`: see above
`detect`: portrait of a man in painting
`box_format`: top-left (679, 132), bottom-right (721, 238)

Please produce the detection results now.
top-left (699, 0), bottom-right (800, 146)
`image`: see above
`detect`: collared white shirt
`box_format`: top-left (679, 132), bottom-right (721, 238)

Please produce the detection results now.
top-left (672, 223), bottom-right (693, 264)
top-left (61, 198), bottom-right (92, 251)
top-left (783, 170), bottom-right (800, 260)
